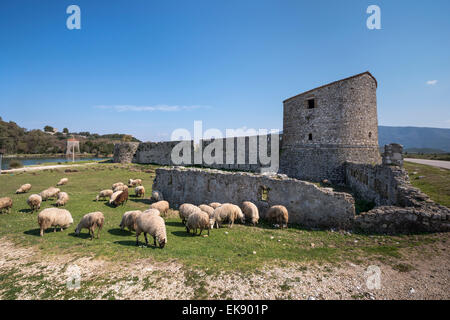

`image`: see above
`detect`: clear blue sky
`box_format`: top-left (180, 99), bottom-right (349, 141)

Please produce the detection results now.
top-left (1, 0), bottom-right (449, 141)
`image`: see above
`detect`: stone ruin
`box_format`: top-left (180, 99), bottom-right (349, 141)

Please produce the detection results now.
top-left (114, 72), bottom-right (449, 233)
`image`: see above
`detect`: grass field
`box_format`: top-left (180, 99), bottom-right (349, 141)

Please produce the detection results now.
top-left (0, 163), bottom-right (446, 274)
top-left (404, 162), bottom-right (450, 207)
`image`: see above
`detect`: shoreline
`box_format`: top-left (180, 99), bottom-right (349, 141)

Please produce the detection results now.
top-left (2, 154), bottom-right (111, 159)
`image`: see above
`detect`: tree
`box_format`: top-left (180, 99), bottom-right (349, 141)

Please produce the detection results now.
top-left (121, 135), bottom-right (132, 142)
top-left (63, 128), bottom-right (69, 134)
top-left (44, 125), bottom-right (54, 132)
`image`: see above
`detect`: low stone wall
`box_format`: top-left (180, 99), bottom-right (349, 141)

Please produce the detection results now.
top-left (355, 206), bottom-right (450, 234)
top-left (152, 166), bottom-right (356, 229)
top-left (344, 162), bottom-right (447, 209)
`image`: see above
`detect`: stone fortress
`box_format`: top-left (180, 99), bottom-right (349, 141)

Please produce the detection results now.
top-left (115, 72), bottom-right (450, 233)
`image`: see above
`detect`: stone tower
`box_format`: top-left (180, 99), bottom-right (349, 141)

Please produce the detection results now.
top-left (280, 71), bottom-right (381, 183)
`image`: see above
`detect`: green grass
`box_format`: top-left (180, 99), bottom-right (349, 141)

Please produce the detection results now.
top-left (404, 162), bottom-right (450, 207)
top-left (0, 163), bottom-right (445, 274)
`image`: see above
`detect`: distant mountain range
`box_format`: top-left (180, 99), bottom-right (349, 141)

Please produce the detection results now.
top-left (378, 126), bottom-right (450, 153)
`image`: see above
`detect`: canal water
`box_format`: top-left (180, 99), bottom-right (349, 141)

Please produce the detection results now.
top-left (1, 157), bottom-right (110, 170)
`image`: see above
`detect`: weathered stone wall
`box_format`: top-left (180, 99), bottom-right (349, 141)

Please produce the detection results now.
top-left (114, 135), bottom-right (280, 172)
top-left (113, 142), bottom-right (139, 163)
top-left (152, 166), bottom-right (356, 229)
top-left (280, 72), bottom-right (381, 183)
top-left (345, 162), bottom-right (404, 206)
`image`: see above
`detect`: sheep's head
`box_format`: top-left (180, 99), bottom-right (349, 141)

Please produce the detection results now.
top-left (209, 218), bottom-right (215, 229)
top-left (159, 238), bottom-right (166, 249)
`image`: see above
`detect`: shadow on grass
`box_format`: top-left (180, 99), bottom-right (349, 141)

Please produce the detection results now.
top-left (24, 227), bottom-right (69, 237)
top-left (171, 230), bottom-right (192, 238)
top-left (19, 208), bottom-right (34, 214)
top-left (114, 240), bottom-right (161, 249)
top-left (108, 228), bottom-right (133, 236)
top-left (165, 221), bottom-right (185, 227)
top-left (68, 232), bottom-right (92, 239)
top-left (129, 198), bottom-right (152, 205)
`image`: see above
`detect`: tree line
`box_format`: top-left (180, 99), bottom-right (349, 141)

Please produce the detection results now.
top-left (0, 117), bottom-right (140, 156)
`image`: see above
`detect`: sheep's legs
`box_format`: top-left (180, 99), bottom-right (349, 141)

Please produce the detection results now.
top-left (199, 229), bottom-right (203, 236)
top-left (144, 232), bottom-right (148, 245)
top-left (153, 236), bottom-right (157, 246)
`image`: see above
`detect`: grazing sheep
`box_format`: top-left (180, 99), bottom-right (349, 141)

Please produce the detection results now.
top-left (113, 184), bottom-right (128, 192)
top-left (112, 182), bottom-right (125, 190)
top-left (16, 183), bottom-right (32, 194)
top-left (55, 192), bottom-right (69, 207)
top-left (119, 210), bottom-right (142, 232)
top-left (128, 178), bottom-right (142, 187)
top-left (150, 200), bottom-right (169, 215)
top-left (96, 189), bottom-right (114, 201)
top-left (109, 190), bottom-right (123, 205)
top-left (112, 188), bottom-right (128, 207)
top-left (135, 212), bottom-right (167, 248)
top-left (266, 205), bottom-right (289, 229)
top-left (142, 208), bottom-right (161, 216)
top-left (199, 204), bottom-right (215, 218)
top-left (37, 208), bottom-right (73, 236)
top-left (27, 194), bottom-right (42, 212)
top-left (75, 211), bottom-right (105, 240)
top-left (135, 186), bottom-right (145, 198)
top-left (39, 187), bottom-right (60, 201)
top-left (213, 203), bottom-right (245, 229)
top-left (151, 190), bottom-right (163, 201)
top-left (186, 210), bottom-right (214, 236)
top-left (57, 178), bottom-right (69, 186)
top-left (241, 201), bottom-right (259, 226)
top-left (179, 203), bottom-right (203, 225)
top-left (0, 197), bottom-right (13, 214)
top-left (209, 202), bottom-right (222, 209)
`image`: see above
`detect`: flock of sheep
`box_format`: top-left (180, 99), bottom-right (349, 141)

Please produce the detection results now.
top-left (0, 176), bottom-right (290, 249)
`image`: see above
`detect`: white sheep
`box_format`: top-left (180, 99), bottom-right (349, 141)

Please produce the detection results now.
top-left (135, 186), bottom-right (145, 198)
top-left (113, 184), bottom-right (128, 192)
top-left (27, 194), bottom-right (42, 212)
top-left (16, 183), bottom-right (32, 194)
top-left (150, 200), bottom-right (169, 215)
top-left (55, 192), bottom-right (69, 207)
top-left (142, 208), bottom-right (161, 216)
top-left (199, 204), bottom-right (215, 218)
top-left (119, 210), bottom-right (142, 232)
top-left (39, 187), bottom-right (60, 201)
top-left (241, 201), bottom-right (259, 226)
top-left (209, 202), bottom-right (221, 209)
top-left (112, 182), bottom-right (125, 190)
top-left (135, 212), bottom-right (167, 248)
top-left (186, 210), bottom-right (214, 236)
top-left (37, 208), bottom-right (73, 236)
top-left (128, 178), bottom-right (142, 187)
top-left (179, 203), bottom-right (203, 225)
top-left (96, 189), bottom-right (114, 201)
top-left (213, 203), bottom-right (245, 229)
top-left (75, 211), bottom-right (105, 240)
top-left (0, 197), bottom-right (13, 214)
top-left (56, 178), bottom-right (69, 186)
top-left (151, 190), bottom-right (163, 201)
top-left (109, 190), bottom-right (123, 205)
top-left (266, 205), bottom-right (289, 229)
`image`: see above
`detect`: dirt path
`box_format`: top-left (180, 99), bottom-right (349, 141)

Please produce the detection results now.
top-left (0, 162), bottom-right (97, 174)
top-left (0, 237), bottom-right (448, 300)
top-left (404, 158), bottom-right (450, 170)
